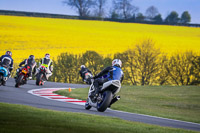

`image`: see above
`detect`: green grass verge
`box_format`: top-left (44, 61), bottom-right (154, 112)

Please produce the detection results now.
top-left (54, 86), bottom-right (200, 123)
top-left (0, 102), bottom-right (198, 133)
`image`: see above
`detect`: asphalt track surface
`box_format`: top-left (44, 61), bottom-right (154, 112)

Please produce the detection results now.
top-left (0, 78), bottom-right (200, 132)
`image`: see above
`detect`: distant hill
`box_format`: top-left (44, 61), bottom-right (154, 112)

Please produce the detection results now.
top-left (0, 10), bottom-right (79, 19)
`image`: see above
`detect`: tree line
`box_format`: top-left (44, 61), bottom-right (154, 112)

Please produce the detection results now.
top-left (50, 39), bottom-right (200, 86)
top-left (63, 0), bottom-right (192, 25)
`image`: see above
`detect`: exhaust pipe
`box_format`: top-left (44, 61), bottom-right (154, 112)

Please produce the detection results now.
top-left (109, 96), bottom-right (120, 107)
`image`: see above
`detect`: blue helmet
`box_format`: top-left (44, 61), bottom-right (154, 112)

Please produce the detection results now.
top-left (5, 51), bottom-right (12, 57)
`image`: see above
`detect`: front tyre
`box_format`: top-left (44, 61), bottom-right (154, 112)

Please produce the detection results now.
top-left (85, 98), bottom-right (92, 110)
top-left (36, 73), bottom-right (43, 86)
top-left (0, 74), bottom-right (2, 86)
top-left (97, 91), bottom-right (112, 112)
top-left (15, 75), bottom-right (24, 88)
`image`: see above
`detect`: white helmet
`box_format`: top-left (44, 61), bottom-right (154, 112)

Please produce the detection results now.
top-left (112, 59), bottom-right (122, 68)
top-left (81, 65), bottom-right (85, 68)
top-left (45, 53), bottom-right (50, 59)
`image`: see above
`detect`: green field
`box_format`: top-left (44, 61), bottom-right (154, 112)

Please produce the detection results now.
top-left (0, 102), bottom-right (198, 133)
top-left (55, 86), bottom-right (200, 123)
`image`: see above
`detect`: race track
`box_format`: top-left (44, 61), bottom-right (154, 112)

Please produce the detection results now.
top-left (0, 78), bottom-right (200, 131)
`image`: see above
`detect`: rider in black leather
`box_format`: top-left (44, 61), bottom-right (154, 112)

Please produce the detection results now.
top-left (16, 55), bottom-right (37, 79)
top-left (79, 65), bottom-right (92, 82)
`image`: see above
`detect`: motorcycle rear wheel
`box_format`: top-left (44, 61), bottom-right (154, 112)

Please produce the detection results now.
top-left (97, 91), bottom-right (112, 112)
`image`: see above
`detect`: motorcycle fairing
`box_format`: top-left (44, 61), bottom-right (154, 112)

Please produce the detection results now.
top-left (100, 80), bottom-right (121, 94)
top-left (0, 67), bottom-right (8, 77)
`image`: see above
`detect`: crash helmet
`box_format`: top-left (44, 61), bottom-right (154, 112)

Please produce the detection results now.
top-left (45, 53), bottom-right (50, 59)
top-left (112, 59), bottom-right (122, 68)
top-left (81, 65), bottom-right (85, 69)
top-left (5, 51), bottom-right (12, 57)
top-left (29, 55), bottom-right (35, 60)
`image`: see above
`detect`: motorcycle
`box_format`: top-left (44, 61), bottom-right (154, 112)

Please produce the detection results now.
top-left (84, 72), bottom-right (93, 85)
top-left (0, 66), bottom-right (8, 86)
top-left (36, 65), bottom-right (47, 86)
top-left (15, 66), bottom-right (30, 87)
top-left (85, 79), bottom-right (121, 112)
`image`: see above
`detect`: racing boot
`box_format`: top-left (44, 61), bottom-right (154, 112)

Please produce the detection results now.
top-left (29, 73), bottom-right (32, 80)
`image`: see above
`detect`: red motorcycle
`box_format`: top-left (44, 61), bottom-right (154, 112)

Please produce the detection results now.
top-left (36, 65), bottom-right (47, 86)
top-left (15, 66), bottom-right (30, 88)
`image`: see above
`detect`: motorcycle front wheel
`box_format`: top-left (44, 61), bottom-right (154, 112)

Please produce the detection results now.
top-left (15, 75), bottom-right (24, 88)
top-left (0, 74), bottom-right (2, 85)
top-left (97, 91), bottom-right (112, 112)
top-left (36, 73), bottom-right (43, 86)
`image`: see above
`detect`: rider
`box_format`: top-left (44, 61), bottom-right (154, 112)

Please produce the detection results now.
top-left (79, 65), bottom-right (92, 82)
top-left (0, 51), bottom-right (14, 85)
top-left (93, 59), bottom-right (124, 97)
top-left (16, 55), bottom-right (37, 79)
top-left (38, 53), bottom-right (53, 80)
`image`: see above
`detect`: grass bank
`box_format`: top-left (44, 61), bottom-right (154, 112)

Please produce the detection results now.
top-left (0, 102), bottom-right (198, 133)
top-left (55, 86), bottom-right (200, 123)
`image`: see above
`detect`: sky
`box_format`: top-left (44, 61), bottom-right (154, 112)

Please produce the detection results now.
top-left (0, 0), bottom-right (199, 24)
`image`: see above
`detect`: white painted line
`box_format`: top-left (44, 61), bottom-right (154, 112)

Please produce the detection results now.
top-left (28, 88), bottom-right (200, 126)
top-left (28, 88), bottom-right (86, 106)
top-left (111, 109), bottom-right (200, 126)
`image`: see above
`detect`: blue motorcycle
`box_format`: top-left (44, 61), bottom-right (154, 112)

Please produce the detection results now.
top-left (0, 66), bottom-right (8, 86)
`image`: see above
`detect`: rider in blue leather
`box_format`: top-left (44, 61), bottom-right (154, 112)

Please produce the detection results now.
top-left (93, 59), bottom-right (124, 97)
top-left (0, 51), bottom-right (14, 85)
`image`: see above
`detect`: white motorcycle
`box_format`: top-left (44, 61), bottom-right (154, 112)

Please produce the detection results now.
top-left (85, 79), bottom-right (121, 112)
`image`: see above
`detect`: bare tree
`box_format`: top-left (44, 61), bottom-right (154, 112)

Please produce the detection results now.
top-left (133, 39), bottom-right (161, 85)
top-left (113, 0), bottom-right (139, 19)
top-left (116, 39), bottom-right (161, 85)
top-left (81, 51), bottom-right (104, 75)
top-left (167, 52), bottom-right (196, 85)
top-left (191, 55), bottom-right (200, 85)
top-left (63, 0), bottom-right (95, 17)
top-left (145, 5), bottom-right (159, 19)
top-left (157, 55), bottom-right (170, 85)
top-left (94, 0), bottom-right (107, 18)
top-left (124, 50), bottom-right (138, 85)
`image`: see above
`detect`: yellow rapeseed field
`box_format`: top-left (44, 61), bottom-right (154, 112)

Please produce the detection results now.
top-left (0, 15), bottom-right (199, 63)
